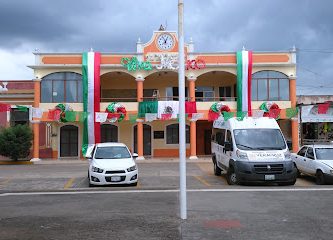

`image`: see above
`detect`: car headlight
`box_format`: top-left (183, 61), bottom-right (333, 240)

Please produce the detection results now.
top-left (236, 150), bottom-right (248, 160)
top-left (92, 166), bottom-right (104, 173)
top-left (127, 165), bottom-right (137, 172)
top-left (284, 150), bottom-right (291, 160)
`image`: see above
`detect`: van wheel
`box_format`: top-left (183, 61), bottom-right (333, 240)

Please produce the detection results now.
top-left (227, 166), bottom-right (239, 185)
top-left (214, 162), bottom-right (222, 176)
top-left (316, 170), bottom-right (325, 185)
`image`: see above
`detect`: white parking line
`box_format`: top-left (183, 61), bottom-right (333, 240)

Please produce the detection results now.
top-left (1, 187), bottom-right (333, 197)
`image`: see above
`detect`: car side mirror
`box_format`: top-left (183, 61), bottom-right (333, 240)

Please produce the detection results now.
top-left (132, 153), bottom-right (138, 158)
top-left (224, 142), bottom-right (233, 152)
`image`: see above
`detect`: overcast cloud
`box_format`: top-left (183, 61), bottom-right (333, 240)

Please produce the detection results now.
top-left (0, 0), bottom-right (332, 95)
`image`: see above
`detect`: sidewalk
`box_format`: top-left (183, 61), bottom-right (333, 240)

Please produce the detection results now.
top-left (32, 156), bottom-right (212, 165)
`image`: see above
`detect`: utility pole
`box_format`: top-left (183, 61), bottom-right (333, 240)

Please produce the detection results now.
top-left (178, 0), bottom-right (187, 220)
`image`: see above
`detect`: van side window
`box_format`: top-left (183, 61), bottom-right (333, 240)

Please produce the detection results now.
top-left (215, 130), bottom-right (225, 145)
top-left (226, 130), bottom-right (232, 144)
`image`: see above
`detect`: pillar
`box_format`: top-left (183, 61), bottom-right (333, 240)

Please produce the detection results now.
top-left (188, 76), bottom-right (198, 160)
top-left (31, 78), bottom-right (41, 162)
top-left (290, 76), bottom-right (299, 152)
top-left (136, 77), bottom-right (145, 160)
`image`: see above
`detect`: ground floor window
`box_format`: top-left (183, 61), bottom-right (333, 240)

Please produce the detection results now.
top-left (60, 125), bottom-right (78, 157)
top-left (10, 109), bottom-right (29, 126)
top-left (166, 124), bottom-right (190, 144)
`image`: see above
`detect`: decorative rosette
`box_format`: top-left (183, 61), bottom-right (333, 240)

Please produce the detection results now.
top-left (55, 103), bottom-right (73, 122)
top-left (208, 102), bottom-right (230, 121)
top-left (105, 102), bottom-right (127, 122)
top-left (260, 102), bottom-right (280, 117)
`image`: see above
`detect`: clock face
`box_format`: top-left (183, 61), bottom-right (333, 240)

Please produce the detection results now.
top-left (157, 33), bottom-right (174, 51)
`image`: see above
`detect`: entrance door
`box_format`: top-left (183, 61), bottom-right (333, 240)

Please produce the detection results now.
top-left (60, 125), bottom-right (78, 157)
top-left (134, 124), bottom-right (151, 155)
top-left (204, 130), bottom-right (212, 155)
top-left (101, 124), bottom-right (118, 143)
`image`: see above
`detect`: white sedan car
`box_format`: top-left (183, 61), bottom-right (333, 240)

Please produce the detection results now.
top-left (292, 144), bottom-right (333, 184)
top-left (87, 143), bottom-right (138, 187)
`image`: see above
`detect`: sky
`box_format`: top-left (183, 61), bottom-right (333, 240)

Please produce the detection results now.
top-left (0, 0), bottom-right (333, 95)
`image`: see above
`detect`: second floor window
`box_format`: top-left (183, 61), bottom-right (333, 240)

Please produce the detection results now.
top-left (252, 71), bottom-right (289, 101)
top-left (41, 72), bottom-right (83, 103)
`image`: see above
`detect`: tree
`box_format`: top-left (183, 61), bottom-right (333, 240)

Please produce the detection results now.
top-left (0, 125), bottom-right (33, 161)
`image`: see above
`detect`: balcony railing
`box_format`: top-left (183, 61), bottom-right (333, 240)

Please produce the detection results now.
top-left (101, 96), bottom-right (237, 102)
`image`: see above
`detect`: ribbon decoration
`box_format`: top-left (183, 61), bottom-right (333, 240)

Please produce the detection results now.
top-left (121, 57), bottom-right (152, 71)
top-left (54, 104), bottom-right (73, 123)
top-left (105, 102), bottom-right (127, 122)
top-left (259, 102), bottom-right (280, 119)
top-left (208, 102), bottom-right (231, 121)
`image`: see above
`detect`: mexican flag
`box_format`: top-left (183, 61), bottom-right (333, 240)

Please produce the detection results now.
top-left (236, 50), bottom-right (253, 115)
top-left (82, 52), bottom-right (101, 154)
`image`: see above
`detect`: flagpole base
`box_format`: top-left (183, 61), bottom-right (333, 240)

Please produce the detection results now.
top-left (136, 156), bottom-right (145, 161)
top-left (30, 158), bottom-right (41, 162)
top-left (189, 156), bottom-right (198, 160)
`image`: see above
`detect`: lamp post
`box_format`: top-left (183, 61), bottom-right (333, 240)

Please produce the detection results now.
top-left (178, 0), bottom-right (187, 220)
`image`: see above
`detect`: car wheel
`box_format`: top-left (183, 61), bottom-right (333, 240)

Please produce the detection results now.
top-left (316, 170), bottom-right (325, 185)
top-left (226, 166), bottom-right (239, 185)
top-left (213, 161), bottom-right (222, 176)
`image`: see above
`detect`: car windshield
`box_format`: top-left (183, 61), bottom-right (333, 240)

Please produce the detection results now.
top-left (94, 146), bottom-right (131, 159)
top-left (234, 129), bottom-right (286, 150)
top-left (315, 148), bottom-right (333, 160)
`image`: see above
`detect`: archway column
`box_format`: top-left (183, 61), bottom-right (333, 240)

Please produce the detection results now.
top-left (188, 76), bottom-right (198, 160)
top-left (136, 77), bottom-right (145, 160)
top-left (289, 76), bottom-right (299, 153)
top-left (31, 78), bottom-right (41, 162)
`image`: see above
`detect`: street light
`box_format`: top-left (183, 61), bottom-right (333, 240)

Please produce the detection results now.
top-left (178, 0), bottom-right (187, 220)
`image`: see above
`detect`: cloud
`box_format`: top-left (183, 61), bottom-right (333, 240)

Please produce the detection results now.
top-left (0, 0), bottom-right (333, 95)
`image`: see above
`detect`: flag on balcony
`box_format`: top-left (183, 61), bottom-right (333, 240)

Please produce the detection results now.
top-left (236, 50), bottom-right (253, 115)
top-left (185, 101), bottom-right (197, 117)
top-left (158, 101), bottom-right (179, 119)
top-left (82, 51), bottom-right (101, 154)
top-left (138, 101), bottom-right (158, 118)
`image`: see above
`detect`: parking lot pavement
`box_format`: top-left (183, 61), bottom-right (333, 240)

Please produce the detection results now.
top-left (0, 160), bottom-right (324, 192)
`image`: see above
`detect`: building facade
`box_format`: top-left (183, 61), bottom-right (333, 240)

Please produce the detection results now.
top-left (27, 30), bottom-right (298, 160)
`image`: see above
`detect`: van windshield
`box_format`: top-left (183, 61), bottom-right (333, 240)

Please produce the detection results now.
top-left (233, 129), bottom-right (286, 150)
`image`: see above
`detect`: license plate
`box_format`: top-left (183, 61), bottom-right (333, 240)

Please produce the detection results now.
top-left (265, 175), bottom-right (275, 181)
top-left (111, 176), bottom-right (121, 182)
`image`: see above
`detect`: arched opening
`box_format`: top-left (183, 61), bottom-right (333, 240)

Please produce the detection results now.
top-left (133, 124), bottom-right (152, 155)
top-left (41, 72), bottom-right (82, 103)
top-left (100, 124), bottom-right (118, 143)
top-left (60, 125), bottom-right (79, 157)
top-left (100, 71), bottom-right (136, 102)
top-left (196, 71), bottom-right (237, 102)
top-left (144, 71), bottom-right (187, 101)
top-left (252, 70), bottom-right (289, 101)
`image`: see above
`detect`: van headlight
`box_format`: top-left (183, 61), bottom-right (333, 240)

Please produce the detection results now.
top-left (92, 166), bottom-right (104, 173)
top-left (284, 150), bottom-right (291, 160)
top-left (127, 165), bottom-right (137, 172)
top-left (236, 150), bottom-right (248, 160)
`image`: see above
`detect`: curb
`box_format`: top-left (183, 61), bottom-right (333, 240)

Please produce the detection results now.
top-left (0, 161), bottom-right (34, 165)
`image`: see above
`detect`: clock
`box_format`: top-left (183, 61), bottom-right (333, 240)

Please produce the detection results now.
top-left (157, 33), bottom-right (174, 51)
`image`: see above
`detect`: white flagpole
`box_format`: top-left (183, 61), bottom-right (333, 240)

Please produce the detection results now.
top-left (178, 0), bottom-right (187, 220)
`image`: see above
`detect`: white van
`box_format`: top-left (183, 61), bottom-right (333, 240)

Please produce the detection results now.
top-left (211, 117), bottom-right (297, 185)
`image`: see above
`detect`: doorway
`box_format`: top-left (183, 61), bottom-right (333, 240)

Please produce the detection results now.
top-left (134, 124), bottom-right (152, 155)
top-left (60, 125), bottom-right (78, 157)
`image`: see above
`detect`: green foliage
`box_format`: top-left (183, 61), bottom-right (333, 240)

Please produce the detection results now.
top-left (0, 125), bottom-right (33, 161)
